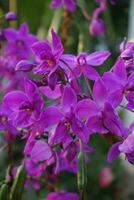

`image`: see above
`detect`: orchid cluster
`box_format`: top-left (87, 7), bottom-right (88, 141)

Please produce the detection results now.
top-left (0, 0), bottom-right (132, 200)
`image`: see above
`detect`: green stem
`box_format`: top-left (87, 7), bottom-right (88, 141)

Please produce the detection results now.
top-left (9, 0), bottom-right (17, 28)
top-left (77, 139), bottom-right (87, 200)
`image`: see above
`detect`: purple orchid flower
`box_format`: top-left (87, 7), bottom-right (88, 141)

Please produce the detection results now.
top-left (61, 50), bottom-right (110, 80)
top-left (102, 58), bottom-right (134, 110)
top-left (126, 91), bottom-right (134, 110)
top-left (120, 41), bottom-right (134, 73)
top-left (50, 0), bottom-right (77, 12)
top-left (57, 141), bottom-right (92, 173)
top-left (0, 105), bottom-right (19, 142)
top-left (5, 12), bottom-right (17, 21)
top-left (89, 0), bottom-right (106, 36)
top-left (4, 23), bottom-right (37, 60)
top-left (106, 108), bottom-right (134, 164)
top-left (107, 134), bottom-right (134, 164)
top-left (31, 30), bottom-right (64, 89)
top-left (90, 18), bottom-right (105, 37)
top-left (32, 29), bottom-right (63, 76)
top-left (49, 84), bottom-right (90, 145)
top-left (25, 157), bottom-right (47, 177)
top-left (75, 78), bottom-right (127, 137)
top-left (3, 78), bottom-right (44, 128)
top-left (40, 84), bottom-right (62, 99)
top-left (3, 78), bottom-right (62, 132)
top-left (30, 140), bottom-right (53, 163)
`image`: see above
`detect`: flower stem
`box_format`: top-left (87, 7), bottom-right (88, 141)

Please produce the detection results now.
top-left (60, 59), bottom-right (80, 88)
top-left (119, 105), bottom-right (134, 113)
top-left (77, 139), bottom-right (87, 200)
top-left (61, 9), bottom-right (72, 49)
top-left (9, 0), bottom-right (17, 28)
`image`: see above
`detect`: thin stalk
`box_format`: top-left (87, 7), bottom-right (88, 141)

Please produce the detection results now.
top-left (60, 59), bottom-right (80, 88)
top-left (119, 105), bottom-right (134, 113)
top-left (84, 77), bottom-right (93, 98)
top-left (81, 8), bottom-right (91, 22)
top-left (61, 9), bottom-right (72, 49)
top-left (77, 139), bottom-right (87, 200)
top-left (9, 0), bottom-right (17, 28)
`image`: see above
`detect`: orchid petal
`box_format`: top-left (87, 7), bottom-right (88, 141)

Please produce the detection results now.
top-left (86, 50), bottom-right (110, 66)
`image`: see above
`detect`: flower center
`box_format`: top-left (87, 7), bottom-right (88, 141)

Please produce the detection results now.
top-left (16, 39), bottom-right (25, 47)
top-left (19, 102), bottom-right (33, 113)
top-left (40, 52), bottom-right (55, 67)
top-left (47, 59), bottom-right (54, 66)
top-left (65, 122), bottom-right (70, 129)
top-left (0, 115), bottom-right (7, 125)
top-left (77, 54), bottom-right (87, 66)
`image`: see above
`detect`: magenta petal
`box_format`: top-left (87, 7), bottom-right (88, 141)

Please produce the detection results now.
top-left (49, 122), bottom-right (71, 145)
top-left (103, 103), bottom-right (127, 137)
top-left (4, 28), bottom-right (17, 41)
top-left (108, 89), bottom-right (123, 108)
top-left (127, 73), bottom-right (134, 89)
top-left (33, 61), bottom-right (50, 75)
top-left (5, 12), bottom-right (17, 21)
top-left (43, 106), bottom-right (62, 127)
top-left (32, 41), bottom-right (51, 57)
top-left (48, 73), bottom-right (58, 90)
top-left (93, 78), bottom-right (107, 108)
top-left (71, 118), bottom-right (89, 143)
top-left (113, 59), bottom-right (127, 85)
top-left (86, 115), bottom-right (108, 134)
top-left (24, 134), bottom-right (36, 155)
top-left (16, 60), bottom-right (33, 71)
top-left (10, 110), bottom-right (32, 128)
top-left (126, 92), bottom-right (134, 109)
top-left (62, 85), bottom-right (77, 113)
top-left (19, 23), bottom-right (29, 36)
top-left (102, 72), bottom-right (121, 92)
top-left (86, 50), bottom-right (110, 66)
top-left (83, 66), bottom-right (100, 81)
top-left (51, 29), bottom-right (63, 55)
top-left (126, 102), bottom-right (134, 110)
top-left (3, 91), bottom-right (28, 111)
top-left (119, 135), bottom-right (134, 154)
top-left (31, 140), bottom-right (52, 163)
top-left (64, 0), bottom-right (76, 12)
top-left (60, 54), bottom-right (77, 70)
top-left (90, 18), bottom-right (105, 36)
top-left (32, 93), bottom-right (44, 119)
top-left (107, 142), bottom-right (121, 163)
top-left (75, 99), bottom-right (99, 120)
top-left (24, 79), bottom-right (37, 101)
top-left (40, 85), bottom-right (61, 99)
top-left (50, 0), bottom-right (62, 9)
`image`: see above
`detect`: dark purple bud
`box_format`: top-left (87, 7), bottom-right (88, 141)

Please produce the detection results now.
top-left (15, 60), bottom-right (34, 71)
top-left (89, 18), bottom-right (105, 36)
top-left (5, 12), bottom-right (17, 21)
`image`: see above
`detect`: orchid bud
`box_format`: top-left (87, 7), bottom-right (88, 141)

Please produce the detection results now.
top-left (15, 60), bottom-right (34, 71)
top-left (99, 167), bottom-right (114, 188)
top-left (5, 12), bottom-right (17, 21)
top-left (89, 18), bottom-right (105, 36)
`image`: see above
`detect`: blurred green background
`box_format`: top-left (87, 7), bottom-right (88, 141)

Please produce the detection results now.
top-left (0, 0), bottom-right (133, 200)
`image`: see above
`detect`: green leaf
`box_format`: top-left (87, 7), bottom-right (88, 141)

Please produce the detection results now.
top-left (0, 183), bottom-right (10, 200)
top-left (10, 165), bottom-right (26, 200)
top-left (77, 0), bottom-right (86, 9)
